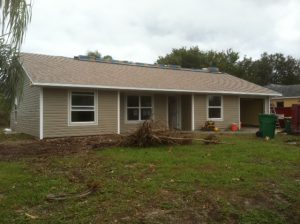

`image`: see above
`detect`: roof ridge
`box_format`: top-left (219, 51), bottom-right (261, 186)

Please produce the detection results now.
top-left (21, 52), bottom-right (73, 60)
top-left (22, 52), bottom-right (223, 74)
top-left (74, 55), bottom-right (223, 74)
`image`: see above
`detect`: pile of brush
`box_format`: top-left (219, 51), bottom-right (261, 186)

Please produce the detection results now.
top-left (122, 120), bottom-right (193, 147)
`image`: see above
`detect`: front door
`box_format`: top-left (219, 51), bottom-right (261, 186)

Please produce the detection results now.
top-left (168, 96), bottom-right (181, 129)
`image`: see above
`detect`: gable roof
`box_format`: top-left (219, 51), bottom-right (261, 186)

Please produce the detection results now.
top-left (265, 84), bottom-right (300, 98)
top-left (20, 53), bottom-right (280, 96)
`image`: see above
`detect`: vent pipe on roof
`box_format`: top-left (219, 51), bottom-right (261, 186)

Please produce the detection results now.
top-left (203, 67), bottom-right (219, 73)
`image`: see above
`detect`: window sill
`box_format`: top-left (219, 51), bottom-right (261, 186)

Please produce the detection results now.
top-left (125, 120), bottom-right (146, 124)
top-left (68, 122), bottom-right (98, 127)
top-left (207, 118), bottom-right (223, 122)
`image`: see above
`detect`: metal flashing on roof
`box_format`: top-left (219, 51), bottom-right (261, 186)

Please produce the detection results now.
top-left (74, 55), bottom-right (219, 73)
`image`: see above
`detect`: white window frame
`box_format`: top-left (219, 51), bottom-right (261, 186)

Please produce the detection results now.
top-left (125, 95), bottom-right (154, 123)
top-left (207, 95), bottom-right (223, 121)
top-left (68, 90), bottom-right (98, 126)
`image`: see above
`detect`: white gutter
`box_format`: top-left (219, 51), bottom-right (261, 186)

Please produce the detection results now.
top-left (272, 96), bottom-right (300, 100)
top-left (31, 82), bottom-right (282, 97)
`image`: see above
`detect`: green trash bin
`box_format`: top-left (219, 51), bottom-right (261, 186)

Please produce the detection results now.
top-left (259, 114), bottom-right (277, 138)
top-left (284, 117), bottom-right (292, 134)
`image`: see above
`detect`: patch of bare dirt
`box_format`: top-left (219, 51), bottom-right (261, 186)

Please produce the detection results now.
top-left (0, 134), bottom-right (123, 161)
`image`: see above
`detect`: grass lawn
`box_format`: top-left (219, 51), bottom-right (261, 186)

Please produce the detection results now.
top-left (0, 133), bottom-right (299, 223)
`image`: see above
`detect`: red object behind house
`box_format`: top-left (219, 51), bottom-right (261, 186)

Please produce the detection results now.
top-left (275, 107), bottom-right (292, 117)
top-left (275, 107), bottom-right (292, 128)
top-left (291, 104), bottom-right (300, 133)
top-left (231, 123), bottom-right (238, 131)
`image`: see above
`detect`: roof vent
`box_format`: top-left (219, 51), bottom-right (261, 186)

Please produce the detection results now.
top-left (207, 67), bottom-right (219, 73)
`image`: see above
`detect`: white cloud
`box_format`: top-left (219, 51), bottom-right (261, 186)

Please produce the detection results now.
top-left (22, 0), bottom-right (300, 63)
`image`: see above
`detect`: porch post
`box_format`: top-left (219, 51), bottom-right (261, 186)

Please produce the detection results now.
top-left (191, 94), bottom-right (195, 131)
top-left (265, 96), bottom-right (270, 114)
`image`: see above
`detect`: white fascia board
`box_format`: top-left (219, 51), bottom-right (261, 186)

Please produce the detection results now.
top-left (20, 62), bottom-right (35, 84)
top-left (272, 96), bottom-right (300, 100)
top-left (32, 82), bottom-right (282, 97)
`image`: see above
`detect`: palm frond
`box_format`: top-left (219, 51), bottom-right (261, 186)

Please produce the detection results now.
top-left (0, 0), bottom-right (31, 107)
top-left (0, 0), bottom-right (32, 49)
top-left (0, 39), bottom-right (24, 108)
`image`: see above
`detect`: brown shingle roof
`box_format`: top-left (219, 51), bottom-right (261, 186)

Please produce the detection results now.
top-left (20, 53), bottom-right (280, 96)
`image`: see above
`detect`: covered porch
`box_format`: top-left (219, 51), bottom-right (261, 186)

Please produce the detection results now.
top-left (119, 92), bottom-right (193, 133)
top-left (240, 96), bottom-right (270, 127)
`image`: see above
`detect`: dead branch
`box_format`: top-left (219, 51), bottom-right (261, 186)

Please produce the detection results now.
top-left (158, 136), bottom-right (233, 144)
top-left (122, 120), bottom-right (193, 147)
top-left (46, 183), bottom-right (99, 202)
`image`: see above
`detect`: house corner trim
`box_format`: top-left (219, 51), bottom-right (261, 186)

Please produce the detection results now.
top-left (191, 94), bottom-right (195, 131)
top-left (39, 87), bottom-right (44, 140)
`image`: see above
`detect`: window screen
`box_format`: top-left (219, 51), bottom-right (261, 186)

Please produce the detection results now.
top-left (70, 92), bottom-right (95, 123)
top-left (208, 95), bottom-right (222, 119)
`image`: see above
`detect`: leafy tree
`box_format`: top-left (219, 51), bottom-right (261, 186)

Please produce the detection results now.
top-left (157, 47), bottom-right (300, 86)
top-left (237, 53), bottom-right (300, 85)
top-left (157, 47), bottom-right (240, 74)
top-left (86, 50), bottom-right (113, 60)
top-left (268, 53), bottom-right (300, 85)
top-left (87, 50), bottom-right (101, 58)
top-left (102, 55), bottom-right (113, 60)
top-left (157, 46), bottom-right (202, 69)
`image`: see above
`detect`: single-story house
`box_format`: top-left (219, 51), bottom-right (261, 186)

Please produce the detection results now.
top-left (265, 84), bottom-right (300, 108)
top-left (11, 53), bottom-right (281, 139)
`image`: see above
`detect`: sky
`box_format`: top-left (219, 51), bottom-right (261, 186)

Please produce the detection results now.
top-left (22, 0), bottom-right (300, 63)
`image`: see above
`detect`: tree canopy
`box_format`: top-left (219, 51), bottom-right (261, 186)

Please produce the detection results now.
top-left (157, 47), bottom-right (300, 86)
top-left (86, 50), bottom-right (113, 60)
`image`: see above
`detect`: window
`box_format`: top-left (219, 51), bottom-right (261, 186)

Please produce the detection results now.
top-left (276, 101), bottom-right (284, 108)
top-left (126, 96), bottom-right (152, 121)
top-left (208, 95), bottom-right (222, 119)
top-left (69, 92), bottom-right (96, 124)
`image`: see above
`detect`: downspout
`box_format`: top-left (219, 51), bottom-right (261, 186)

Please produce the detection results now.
top-left (191, 94), bottom-right (195, 131)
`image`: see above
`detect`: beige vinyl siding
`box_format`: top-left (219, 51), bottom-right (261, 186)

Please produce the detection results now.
top-left (153, 94), bottom-right (168, 124)
top-left (43, 88), bottom-right (118, 138)
top-left (120, 92), bottom-right (168, 133)
top-left (10, 75), bottom-right (40, 137)
top-left (194, 94), bottom-right (239, 130)
top-left (181, 95), bottom-right (192, 131)
top-left (194, 95), bottom-right (206, 130)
